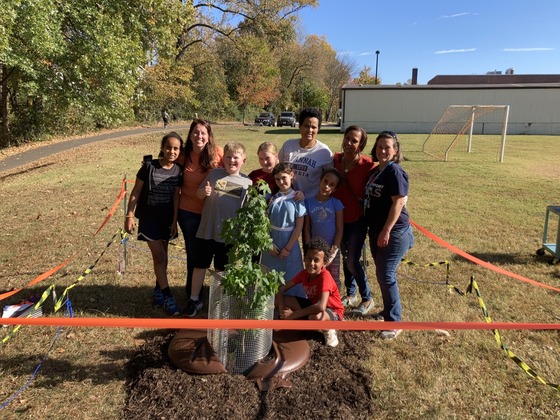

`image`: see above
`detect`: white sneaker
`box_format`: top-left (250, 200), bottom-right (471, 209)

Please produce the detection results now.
top-left (380, 329), bottom-right (402, 340)
top-left (341, 295), bottom-right (359, 307)
top-left (325, 329), bottom-right (339, 347)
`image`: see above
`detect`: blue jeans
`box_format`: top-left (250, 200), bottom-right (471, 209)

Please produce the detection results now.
top-left (341, 217), bottom-right (371, 302)
top-left (177, 209), bottom-right (202, 297)
top-left (369, 225), bottom-right (414, 322)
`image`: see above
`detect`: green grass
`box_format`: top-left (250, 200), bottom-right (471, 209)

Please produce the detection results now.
top-left (1, 125), bottom-right (560, 418)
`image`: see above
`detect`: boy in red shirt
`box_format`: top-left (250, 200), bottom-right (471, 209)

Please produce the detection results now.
top-left (277, 237), bottom-right (344, 347)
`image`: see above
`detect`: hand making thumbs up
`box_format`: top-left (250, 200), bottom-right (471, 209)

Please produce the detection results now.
top-left (204, 181), bottom-right (212, 196)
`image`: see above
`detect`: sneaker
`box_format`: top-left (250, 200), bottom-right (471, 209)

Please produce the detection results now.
top-left (163, 295), bottom-right (180, 316)
top-left (153, 288), bottom-right (165, 307)
top-left (380, 329), bottom-right (402, 340)
top-left (325, 329), bottom-right (339, 348)
top-left (341, 295), bottom-right (359, 307)
top-left (185, 299), bottom-right (203, 317)
top-left (352, 300), bottom-right (374, 315)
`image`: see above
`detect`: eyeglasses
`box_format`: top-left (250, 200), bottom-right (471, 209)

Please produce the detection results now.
top-left (378, 130), bottom-right (398, 140)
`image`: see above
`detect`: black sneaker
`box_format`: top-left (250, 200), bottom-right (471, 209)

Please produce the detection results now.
top-left (185, 299), bottom-right (203, 317)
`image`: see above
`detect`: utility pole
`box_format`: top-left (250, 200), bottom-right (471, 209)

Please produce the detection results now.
top-left (375, 50), bottom-right (380, 84)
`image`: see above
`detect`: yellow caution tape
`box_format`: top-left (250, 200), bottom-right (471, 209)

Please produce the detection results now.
top-left (54, 230), bottom-right (122, 312)
top-left (1, 230), bottom-right (122, 345)
top-left (401, 258), bottom-right (465, 295)
top-left (467, 276), bottom-right (560, 391)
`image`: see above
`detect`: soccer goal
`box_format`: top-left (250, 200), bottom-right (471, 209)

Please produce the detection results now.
top-left (422, 105), bottom-right (510, 162)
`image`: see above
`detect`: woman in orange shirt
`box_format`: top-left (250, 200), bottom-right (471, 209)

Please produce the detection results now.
top-left (176, 119), bottom-right (223, 300)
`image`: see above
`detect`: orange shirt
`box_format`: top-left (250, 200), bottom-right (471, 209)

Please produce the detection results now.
top-left (178, 146), bottom-right (223, 214)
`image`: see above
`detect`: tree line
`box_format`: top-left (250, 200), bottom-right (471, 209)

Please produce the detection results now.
top-left (0, 0), bottom-right (365, 148)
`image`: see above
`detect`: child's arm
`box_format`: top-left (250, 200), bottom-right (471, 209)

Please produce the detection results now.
top-left (124, 178), bottom-right (144, 234)
top-left (170, 186), bottom-right (180, 237)
top-left (196, 180), bottom-right (212, 199)
top-left (277, 280), bottom-right (295, 316)
top-left (283, 291), bottom-right (330, 320)
top-left (327, 208), bottom-right (344, 265)
top-left (279, 215), bottom-right (304, 258)
top-left (303, 214), bottom-right (311, 245)
top-left (293, 190), bottom-right (305, 201)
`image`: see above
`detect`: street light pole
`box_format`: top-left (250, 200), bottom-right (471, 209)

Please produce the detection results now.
top-left (375, 50), bottom-right (380, 84)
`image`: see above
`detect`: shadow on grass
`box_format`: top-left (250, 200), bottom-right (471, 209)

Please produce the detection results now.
top-left (262, 128), bottom-right (300, 135)
top-left (0, 354), bottom-right (133, 387)
top-left (451, 250), bottom-right (557, 267)
top-left (18, 284), bottom-right (212, 320)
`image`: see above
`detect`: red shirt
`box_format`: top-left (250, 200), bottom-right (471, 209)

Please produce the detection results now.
top-left (332, 153), bottom-right (376, 223)
top-left (291, 268), bottom-right (344, 320)
top-left (248, 168), bottom-right (277, 195)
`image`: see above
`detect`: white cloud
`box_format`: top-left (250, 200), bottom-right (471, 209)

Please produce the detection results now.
top-left (439, 12), bottom-right (475, 19)
top-left (503, 47), bottom-right (554, 52)
top-left (434, 48), bottom-right (476, 54)
top-left (358, 52), bottom-right (375, 56)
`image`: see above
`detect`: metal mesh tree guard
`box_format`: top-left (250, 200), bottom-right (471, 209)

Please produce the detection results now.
top-left (207, 272), bottom-right (274, 375)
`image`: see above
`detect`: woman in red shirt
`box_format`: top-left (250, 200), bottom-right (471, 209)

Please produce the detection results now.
top-left (332, 125), bottom-right (376, 315)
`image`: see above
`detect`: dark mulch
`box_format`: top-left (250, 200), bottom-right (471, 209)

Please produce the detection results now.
top-left (123, 329), bottom-right (375, 419)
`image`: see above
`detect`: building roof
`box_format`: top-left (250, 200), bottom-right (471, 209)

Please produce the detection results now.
top-left (427, 74), bottom-right (560, 85)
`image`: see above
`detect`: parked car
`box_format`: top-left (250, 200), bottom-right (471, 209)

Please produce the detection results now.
top-left (254, 112), bottom-right (276, 126)
top-left (277, 111), bottom-right (297, 127)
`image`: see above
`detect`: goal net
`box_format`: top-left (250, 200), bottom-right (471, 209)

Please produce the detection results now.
top-left (422, 105), bottom-right (510, 162)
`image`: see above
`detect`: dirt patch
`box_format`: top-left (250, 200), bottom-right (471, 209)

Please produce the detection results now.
top-left (123, 330), bottom-right (375, 419)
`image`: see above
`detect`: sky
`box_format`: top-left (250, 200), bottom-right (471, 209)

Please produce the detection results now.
top-left (299, 0), bottom-right (560, 85)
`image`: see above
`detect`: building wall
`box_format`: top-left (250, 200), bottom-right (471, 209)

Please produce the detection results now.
top-left (341, 85), bottom-right (560, 135)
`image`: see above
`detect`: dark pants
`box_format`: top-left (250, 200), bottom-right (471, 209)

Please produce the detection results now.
top-left (177, 209), bottom-right (201, 296)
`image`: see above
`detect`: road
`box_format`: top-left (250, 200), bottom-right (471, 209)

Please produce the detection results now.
top-left (0, 125), bottom-right (190, 174)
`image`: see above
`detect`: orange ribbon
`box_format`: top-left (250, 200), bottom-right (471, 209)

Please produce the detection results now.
top-left (1, 317), bottom-right (560, 331)
top-left (410, 220), bottom-right (560, 293)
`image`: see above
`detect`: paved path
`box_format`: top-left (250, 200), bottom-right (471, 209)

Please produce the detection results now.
top-left (0, 125), bottom-right (190, 174)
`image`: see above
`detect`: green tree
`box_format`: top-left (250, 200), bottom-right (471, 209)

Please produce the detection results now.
top-left (0, 0), bottom-right (191, 147)
top-left (135, 59), bottom-right (198, 122)
top-left (219, 34), bottom-right (280, 123)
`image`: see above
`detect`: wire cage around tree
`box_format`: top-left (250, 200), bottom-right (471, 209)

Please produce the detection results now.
top-left (207, 270), bottom-right (275, 375)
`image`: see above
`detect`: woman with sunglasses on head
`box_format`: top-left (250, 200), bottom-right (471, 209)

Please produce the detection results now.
top-left (364, 131), bottom-right (414, 340)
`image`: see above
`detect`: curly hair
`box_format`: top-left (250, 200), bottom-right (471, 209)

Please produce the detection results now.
top-left (305, 237), bottom-right (331, 262)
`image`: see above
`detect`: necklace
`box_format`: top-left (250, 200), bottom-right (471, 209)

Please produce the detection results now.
top-left (342, 154), bottom-right (360, 173)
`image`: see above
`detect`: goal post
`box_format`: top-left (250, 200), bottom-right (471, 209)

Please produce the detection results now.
top-left (422, 105), bottom-right (510, 162)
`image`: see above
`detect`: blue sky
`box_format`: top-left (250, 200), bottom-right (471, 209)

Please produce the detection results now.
top-left (299, 0), bottom-right (560, 84)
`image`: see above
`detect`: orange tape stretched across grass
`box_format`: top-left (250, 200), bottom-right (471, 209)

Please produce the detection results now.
top-left (2, 317), bottom-right (560, 331)
top-left (0, 180), bottom-right (132, 303)
top-left (410, 220), bottom-right (560, 293)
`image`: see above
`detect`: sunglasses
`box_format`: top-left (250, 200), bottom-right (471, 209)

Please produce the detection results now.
top-left (378, 130), bottom-right (398, 140)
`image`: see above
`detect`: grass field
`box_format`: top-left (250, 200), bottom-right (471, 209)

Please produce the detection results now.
top-left (1, 124), bottom-right (560, 418)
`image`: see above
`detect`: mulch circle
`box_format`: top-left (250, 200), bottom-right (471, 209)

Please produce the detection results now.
top-left (123, 329), bottom-right (376, 419)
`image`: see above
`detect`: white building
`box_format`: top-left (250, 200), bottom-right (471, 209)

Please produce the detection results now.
top-left (340, 83), bottom-right (560, 135)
